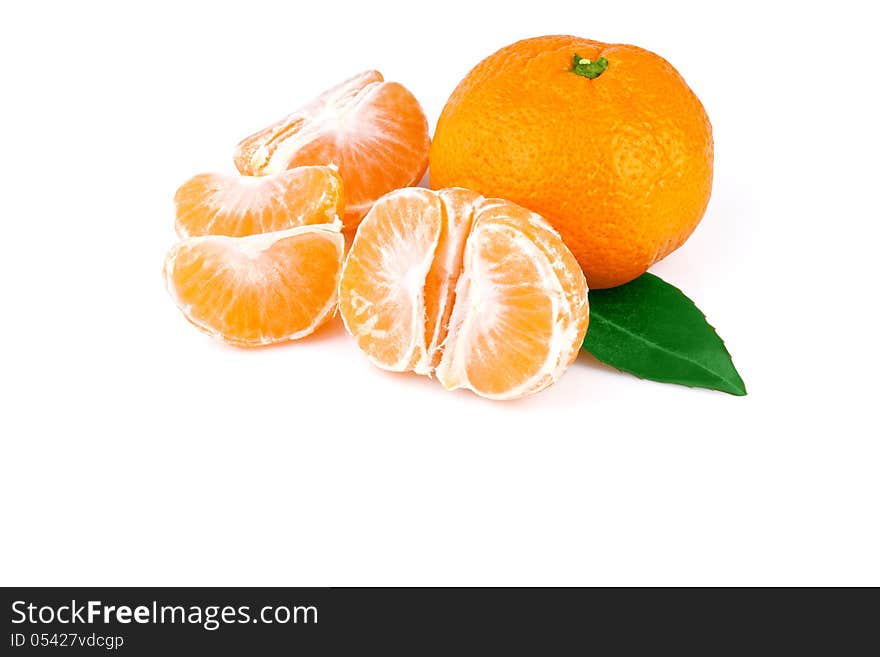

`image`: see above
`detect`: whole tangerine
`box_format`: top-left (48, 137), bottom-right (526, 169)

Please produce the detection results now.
top-left (429, 35), bottom-right (713, 289)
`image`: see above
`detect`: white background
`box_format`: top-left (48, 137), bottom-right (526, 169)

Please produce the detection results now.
top-left (2, 1), bottom-right (878, 586)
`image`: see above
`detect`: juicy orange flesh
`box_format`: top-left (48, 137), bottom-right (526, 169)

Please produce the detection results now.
top-left (338, 190), bottom-right (441, 368)
top-left (234, 71), bottom-right (429, 228)
top-left (174, 166), bottom-right (343, 237)
top-left (166, 230), bottom-right (341, 346)
top-left (457, 224), bottom-right (554, 396)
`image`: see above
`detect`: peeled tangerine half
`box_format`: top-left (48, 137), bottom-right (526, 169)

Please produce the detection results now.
top-left (338, 189), bottom-right (589, 400)
top-left (165, 221), bottom-right (344, 347)
top-left (174, 165), bottom-right (343, 238)
top-left (234, 71), bottom-right (430, 229)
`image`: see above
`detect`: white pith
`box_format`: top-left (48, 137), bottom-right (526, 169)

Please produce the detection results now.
top-left (412, 190), bottom-right (476, 376)
top-left (240, 70), bottom-right (388, 176)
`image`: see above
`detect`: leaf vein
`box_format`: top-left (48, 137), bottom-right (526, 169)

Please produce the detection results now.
top-left (589, 311), bottom-right (742, 392)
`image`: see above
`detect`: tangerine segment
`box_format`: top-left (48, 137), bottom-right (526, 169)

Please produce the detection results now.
top-left (164, 221), bottom-right (343, 347)
top-left (174, 165), bottom-right (343, 238)
top-left (468, 198), bottom-right (589, 360)
top-left (338, 188), bottom-right (442, 371)
top-left (338, 188), bottom-right (588, 400)
top-left (234, 70), bottom-right (430, 229)
top-left (436, 202), bottom-right (589, 399)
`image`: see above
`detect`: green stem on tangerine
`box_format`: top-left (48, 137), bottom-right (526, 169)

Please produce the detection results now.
top-left (569, 53), bottom-right (608, 79)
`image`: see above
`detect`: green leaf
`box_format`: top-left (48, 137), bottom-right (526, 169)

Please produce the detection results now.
top-left (582, 273), bottom-right (746, 395)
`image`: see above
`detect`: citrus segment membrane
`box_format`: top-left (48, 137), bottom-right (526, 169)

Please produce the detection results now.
top-left (164, 221), bottom-right (343, 347)
top-left (416, 188), bottom-right (480, 374)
